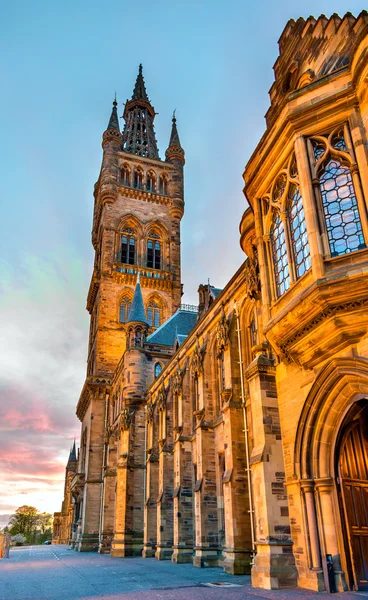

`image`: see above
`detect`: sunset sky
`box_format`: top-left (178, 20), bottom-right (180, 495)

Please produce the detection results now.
top-left (0, 0), bottom-right (365, 526)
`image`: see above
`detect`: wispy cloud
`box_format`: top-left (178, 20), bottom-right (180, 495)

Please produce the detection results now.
top-left (0, 246), bottom-right (89, 515)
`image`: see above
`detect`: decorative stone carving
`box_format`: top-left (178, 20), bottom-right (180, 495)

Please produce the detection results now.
top-left (191, 337), bottom-right (205, 376)
top-left (216, 306), bottom-right (230, 355)
top-left (156, 382), bottom-right (167, 412)
top-left (119, 405), bottom-right (133, 430)
top-left (171, 359), bottom-right (186, 395)
top-left (146, 393), bottom-right (154, 423)
top-left (244, 253), bottom-right (261, 300)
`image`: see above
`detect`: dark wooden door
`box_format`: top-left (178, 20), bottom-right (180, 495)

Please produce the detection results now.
top-left (339, 411), bottom-right (368, 590)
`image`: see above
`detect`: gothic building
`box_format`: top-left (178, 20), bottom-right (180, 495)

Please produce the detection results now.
top-left (54, 12), bottom-right (368, 593)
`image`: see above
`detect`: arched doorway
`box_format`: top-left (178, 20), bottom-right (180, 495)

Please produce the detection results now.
top-left (337, 401), bottom-right (368, 591)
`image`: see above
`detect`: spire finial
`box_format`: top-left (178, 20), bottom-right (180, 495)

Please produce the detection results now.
top-left (172, 108), bottom-right (176, 121)
top-left (137, 270), bottom-right (141, 284)
top-left (106, 96), bottom-right (120, 132)
top-left (139, 63), bottom-right (143, 75)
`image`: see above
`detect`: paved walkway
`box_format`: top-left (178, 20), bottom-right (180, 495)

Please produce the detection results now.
top-left (0, 545), bottom-right (367, 600)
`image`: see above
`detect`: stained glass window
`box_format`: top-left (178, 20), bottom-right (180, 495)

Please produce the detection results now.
top-left (288, 185), bottom-right (311, 278)
top-left (319, 159), bottom-right (365, 257)
top-left (271, 213), bottom-right (290, 297)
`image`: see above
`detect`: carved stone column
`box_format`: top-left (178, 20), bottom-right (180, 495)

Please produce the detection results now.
top-left (315, 478), bottom-right (347, 593)
top-left (172, 433), bottom-right (194, 563)
top-left (99, 427), bottom-right (118, 553)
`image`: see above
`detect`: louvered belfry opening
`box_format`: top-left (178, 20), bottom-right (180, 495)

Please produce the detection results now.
top-left (122, 64), bottom-right (160, 160)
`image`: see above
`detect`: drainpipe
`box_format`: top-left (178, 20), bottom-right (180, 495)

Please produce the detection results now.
top-left (234, 302), bottom-right (256, 564)
top-left (99, 391), bottom-right (109, 549)
top-left (143, 403), bottom-right (147, 505)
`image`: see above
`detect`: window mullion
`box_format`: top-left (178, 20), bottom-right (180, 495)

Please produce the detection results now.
top-left (282, 210), bottom-right (296, 283)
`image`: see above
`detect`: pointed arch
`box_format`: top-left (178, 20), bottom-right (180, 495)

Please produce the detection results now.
top-left (146, 292), bottom-right (167, 328)
top-left (146, 169), bottom-right (156, 193)
top-left (145, 220), bottom-right (168, 271)
top-left (118, 289), bottom-right (134, 324)
top-left (133, 166), bottom-right (144, 190)
top-left (159, 173), bottom-right (168, 195)
top-left (294, 357), bottom-right (368, 480)
top-left (120, 163), bottom-right (131, 187)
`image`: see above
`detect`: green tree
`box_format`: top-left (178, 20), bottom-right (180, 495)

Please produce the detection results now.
top-left (8, 506), bottom-right (40, 542)
top-left (36, 513), bottom-right (53, 543)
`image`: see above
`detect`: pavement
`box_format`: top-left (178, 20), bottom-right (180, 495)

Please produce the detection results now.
top-left (0, 545), bottom-right (367, 600)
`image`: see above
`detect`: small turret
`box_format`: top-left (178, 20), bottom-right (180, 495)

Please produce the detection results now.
top-left (126, 274), bottom-right (149, 348)
top-left (166, 112), bottom-right (185, 211)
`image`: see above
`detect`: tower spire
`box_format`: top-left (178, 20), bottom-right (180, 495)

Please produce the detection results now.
top-left (132, 64), bottom-right (149, 102)
top-left (68, 440), bottom-right (77, 463)
top-left (166, 112), bottom-right (185, 163)
top-left (122, 65), bottom-right (160, 159)
top-left (107, 97), bottom-right (120, 132)
top-left (127, 274), bottom-right (149, 325)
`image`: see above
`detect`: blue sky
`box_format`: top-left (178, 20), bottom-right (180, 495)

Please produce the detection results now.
top-left (0, 0), bottom-right (365, 518)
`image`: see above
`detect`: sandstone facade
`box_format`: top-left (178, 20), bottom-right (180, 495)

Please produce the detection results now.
top-left (54, 13), bottom-right (368, 593)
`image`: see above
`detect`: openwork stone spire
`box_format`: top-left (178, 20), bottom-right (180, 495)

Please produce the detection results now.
top-left (122, 64), bottom-right (160, 159)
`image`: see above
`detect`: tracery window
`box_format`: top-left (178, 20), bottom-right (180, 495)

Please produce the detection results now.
top-left (121, 229), bottom-right (135, 265)
top-left (133, 168), bottom-right (143, 190)
top-left (147, 233), bottom-right (161, 270)
top-left (288, 184), bottom-right (311, 277)
top-left (147, 300), bottom-right (161, 328)
top-left (309, 127), bottom-right (366, 258)
top-left (159, 175), bottom-right (168, 195)
top-left (146, 171), bottom-right (156, 193)
top-left (119, 297), bottom-right (131, 323)
top-left (270, 212), bottom-right (290, 297)
top-left (121, 165), bottom-right (130, 187)
top-left (264, 153), bottom-right (310, 298)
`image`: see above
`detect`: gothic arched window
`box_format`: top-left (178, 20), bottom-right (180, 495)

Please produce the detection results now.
top-left (147, 300), bottom-right (161, 328)
top-left (159, 175), bottom-right (168, 195)
top-left (318, 158), bottom-right (365, 257)
top-left (119, 297), bottom-right (131, 323)
top-left (133, 168), bottom-right (143, 190)
top-left (288, 184), bottom-right (311, 277)
top-left (154, 363), bottom-right (162, 378)
top-left (121, 165), bottom-right (130, 187)
top-left (146, 171), bottom-right (156, 193)
top-left (121, 230), bottom-right (135, 265)
top-left (270, 212), bottom-right (290, 297)
top-left (147, 233), bottom-right (161, 270)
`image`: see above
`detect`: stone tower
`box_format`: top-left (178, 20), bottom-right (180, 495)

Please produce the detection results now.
top-left (75, 65), bottom-right (185, 551)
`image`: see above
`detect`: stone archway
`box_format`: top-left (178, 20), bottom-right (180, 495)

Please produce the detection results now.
top-left (294, 358), bottom-right (368, 592)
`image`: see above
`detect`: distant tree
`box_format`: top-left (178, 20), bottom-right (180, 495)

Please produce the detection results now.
top-left (8, 506), bottom-right (40, 542)
top-left (11, 533), bottom-right (27, 546)
top-left (36, 513), bottom-right (53, 543)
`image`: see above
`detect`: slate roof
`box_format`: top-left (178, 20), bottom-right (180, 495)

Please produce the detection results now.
top-left (146, 308), bottom-right (197, 347)
top-left (210, 286), bottom-right (222, 299)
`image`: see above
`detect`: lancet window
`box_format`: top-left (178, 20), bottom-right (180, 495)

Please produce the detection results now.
top-left (146, 171), bottom-right (156, 193)
top-left (133, 168), bottom-right (143, 190)
top-left (121, 165), bottom-right (130, 187)
top-left (121, 228), bottom-right (135, 265)
top-left (147, 233), bottom-right (161, 270)
top-left (119, 297), bottom-right (131, 323)
top-left (264, 153), bottom-right (311, 298)
top-left (154, 363), bottom-right (163, 378)
top-left (159, 175), bottom-right (168, 195)
top-left (309, 127), bottom-right (366, 258)
top-left (147, 300), bottom-right (161, 328)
